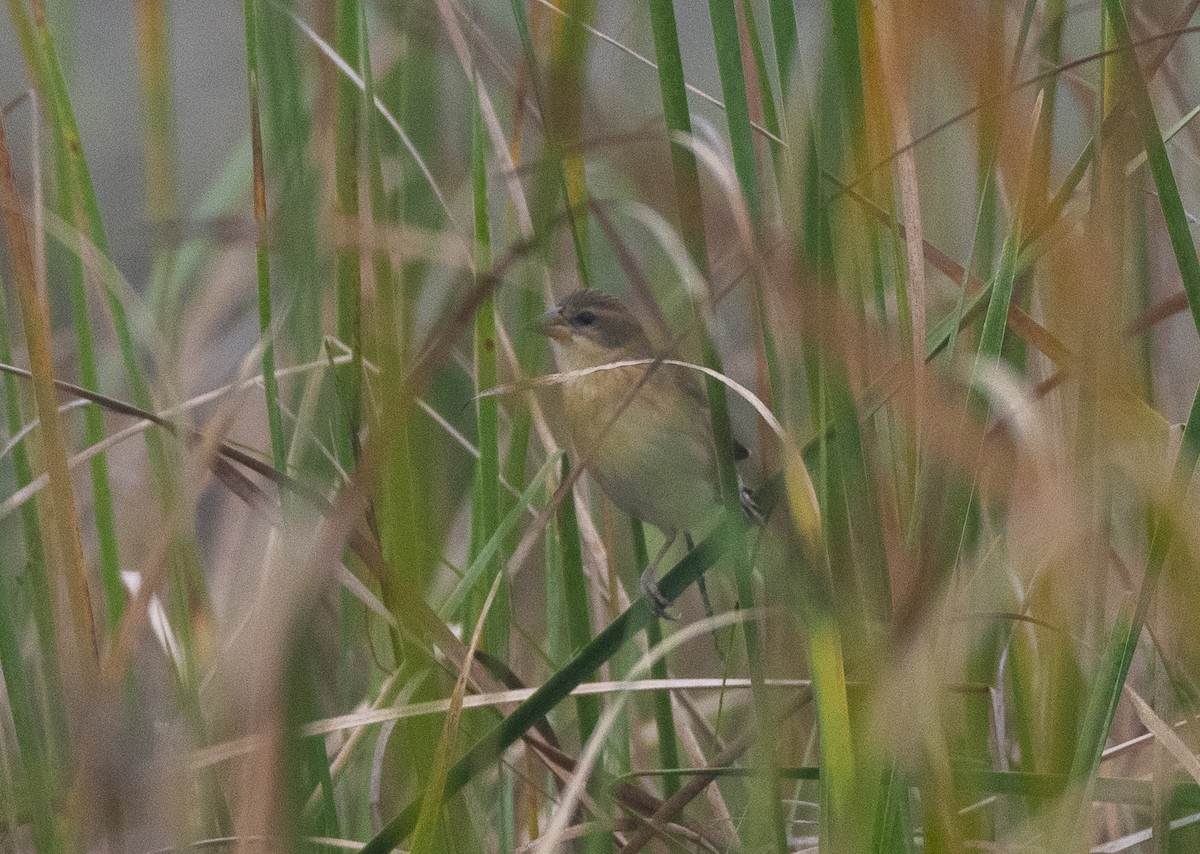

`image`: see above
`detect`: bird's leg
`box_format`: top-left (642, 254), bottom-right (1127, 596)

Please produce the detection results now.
top-left (739, 483), bottom-right (765, 524)
top-left (639, 533), bottom-right (677, 619)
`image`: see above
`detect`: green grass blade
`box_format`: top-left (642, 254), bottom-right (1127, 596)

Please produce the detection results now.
top-left (1102, 0), bottom-right (1200, 337)
top-left (766, 0), bottom-right (799, 100)
top-left (440, 454), bottom-right (559, 622)
top-left (469, 87), bottom-right (509, 659)
top-left (0, 288), bottom-right (59, 851)
top-left (0, 281), bottom-right (69, 771)
top-left (547, 0), bottom-right (595, 282)
top-left (0, 574), bottom-right (57, 850)
top-left (555, 457), bottom-right (600, 741)
top-left (970, 227), bottom-right (1022, 401)
top-left (333, 0), bottom-right (363, 469)
top-left (631, 519), bottom-right (681, 798)
top-left (1051, 598), bottom-right (1139, 844)
top-left (648, 0), bottom-right (708, 268)
top-left (706, 0), bottom-right (761, 228)
top-left (254, 2), bottom-right (323, 364)
top-left (243, 0), bottom-right (287, 472)
top-left (740, 0), bottom-right (782, 148)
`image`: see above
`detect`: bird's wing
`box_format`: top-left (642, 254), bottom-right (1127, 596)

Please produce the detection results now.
top-left (675, 363), bottom-right (749, 461)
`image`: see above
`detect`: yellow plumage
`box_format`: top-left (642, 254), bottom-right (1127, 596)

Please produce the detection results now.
top-left (540, 291), bottom-right (723, 539)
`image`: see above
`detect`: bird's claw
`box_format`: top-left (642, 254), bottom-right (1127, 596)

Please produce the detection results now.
top-left (639, 565), bottom-right (678, 620)
top-left (739, 485), bottom-right (765, 524)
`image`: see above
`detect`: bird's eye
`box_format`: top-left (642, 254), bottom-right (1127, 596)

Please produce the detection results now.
top-left (574, 310), bottom-right (596, 327)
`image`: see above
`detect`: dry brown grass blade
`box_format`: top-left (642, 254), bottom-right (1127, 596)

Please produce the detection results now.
top-left (1128, 290), bottom-right (1189, 335)
top-left (0, 97), bottom-right (98, 670)
top-left (874, 0), bottom-right (927, 416)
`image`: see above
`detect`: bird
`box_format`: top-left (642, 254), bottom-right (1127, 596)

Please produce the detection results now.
top-left (537, 289), bottom-right (748, 616)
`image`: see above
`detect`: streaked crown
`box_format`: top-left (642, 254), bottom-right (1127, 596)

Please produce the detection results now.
top-left (547, 290), bottom-right (649, 351)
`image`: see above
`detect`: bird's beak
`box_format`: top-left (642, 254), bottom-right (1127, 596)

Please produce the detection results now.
top-left (537, 308), bottom-right (572, 343)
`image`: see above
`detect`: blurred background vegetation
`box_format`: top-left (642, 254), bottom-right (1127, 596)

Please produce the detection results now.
top-left (3, 0), bottom-right (1200, 851)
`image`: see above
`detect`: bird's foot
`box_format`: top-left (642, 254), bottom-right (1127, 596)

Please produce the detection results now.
top-left (639, 564), bottom-right (678, 620)
top-left (739, 484), bottom-right (765, 524)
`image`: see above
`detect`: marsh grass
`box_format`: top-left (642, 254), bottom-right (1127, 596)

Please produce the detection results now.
top-left (2, 0), bottom-right (1200, 851)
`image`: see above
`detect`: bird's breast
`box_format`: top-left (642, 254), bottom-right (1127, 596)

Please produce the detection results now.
top-left (562, 365), bottom-right (721, 534)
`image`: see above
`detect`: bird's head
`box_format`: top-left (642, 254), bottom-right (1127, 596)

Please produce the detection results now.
top-left (537, 290), bottom-right (653, 369)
